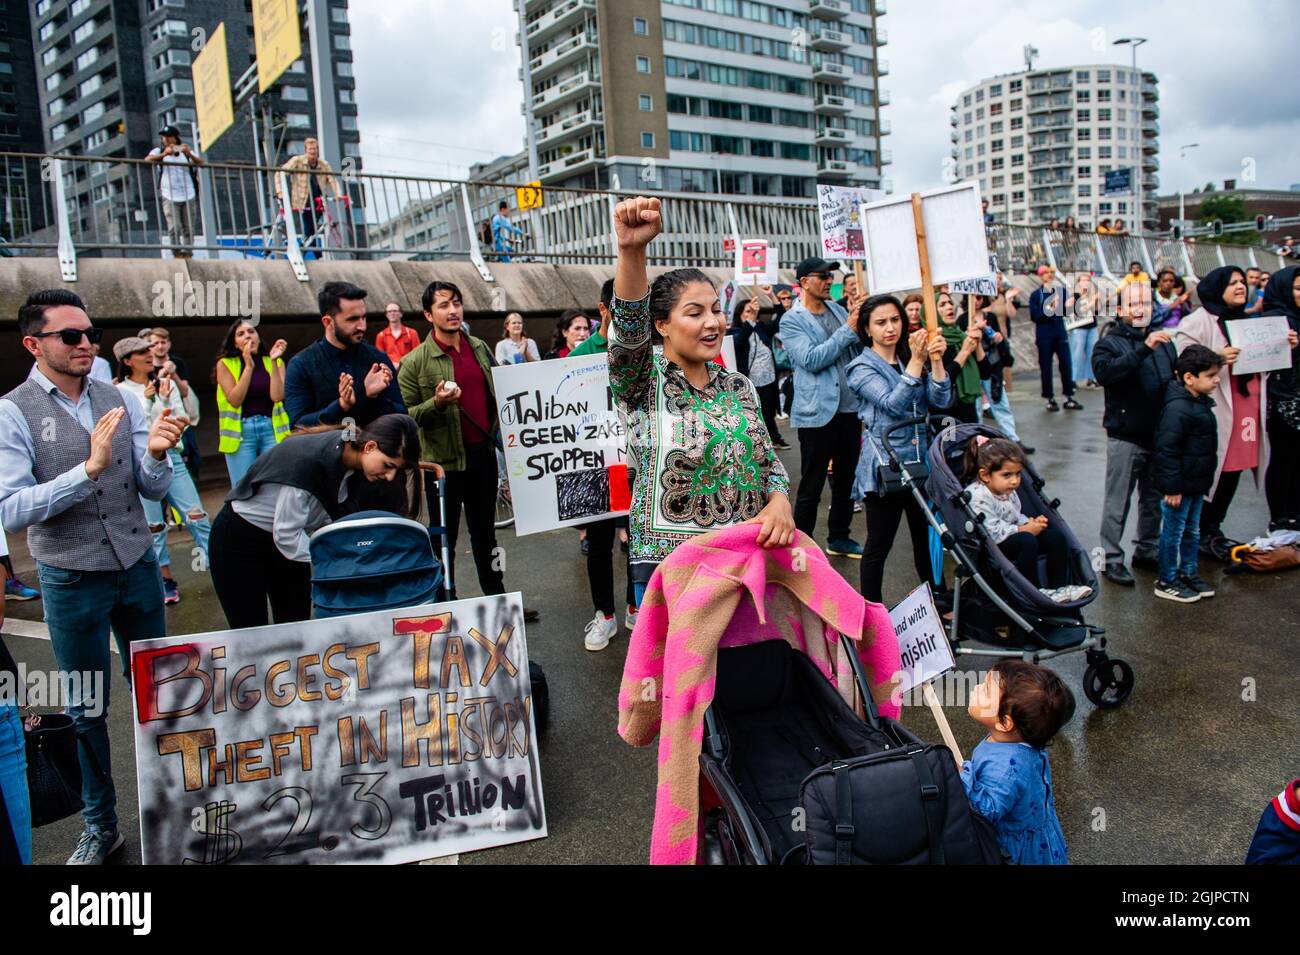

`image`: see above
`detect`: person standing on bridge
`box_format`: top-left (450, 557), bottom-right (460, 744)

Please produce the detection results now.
top-left (277, 138), bottom-right (343, 250)
top-left (284, 281), bottom-right (405, 429)
top-left (492, 201), bottom-right (525, 263)
top-left (144, 125), bottom-right (204, 259)
top-left (609, 196), bottom-right (794, 607)
top-left (0, 289), bottom-right (183, 864)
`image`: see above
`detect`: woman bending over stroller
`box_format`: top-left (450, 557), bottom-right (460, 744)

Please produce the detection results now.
top-left (964, 437), bottom-right (1092, 603)
top-left (609, 196), bottom-right (795, 606)
top-left (209, 414), bottom-right (422, 629)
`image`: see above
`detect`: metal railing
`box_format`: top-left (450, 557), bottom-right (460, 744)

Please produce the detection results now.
top-left (0, 151), bottom-right (1287, 284)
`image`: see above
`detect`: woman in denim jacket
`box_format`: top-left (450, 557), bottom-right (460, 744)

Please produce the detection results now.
top-left (847, 294), bottom-right (953, 604)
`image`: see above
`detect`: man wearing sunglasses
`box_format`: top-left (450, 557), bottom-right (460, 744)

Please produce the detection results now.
top-left (0, 289), bottom-right (183, 865)
top-left (779, 256), bottom-right (866, 559)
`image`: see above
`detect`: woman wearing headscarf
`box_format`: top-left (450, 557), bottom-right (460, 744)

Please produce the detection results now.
top-left (1261, 267), bottom-right (1300, 529)
top-left (1174, 267), bottom-right (1289, 555)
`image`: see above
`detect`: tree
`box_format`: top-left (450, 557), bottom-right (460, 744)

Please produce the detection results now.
top-left (1196, 195), bottom-right (1248, 245)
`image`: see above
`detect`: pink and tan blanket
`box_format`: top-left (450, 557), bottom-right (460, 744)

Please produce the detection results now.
top-left (617, 525), bottom-right (902, 865)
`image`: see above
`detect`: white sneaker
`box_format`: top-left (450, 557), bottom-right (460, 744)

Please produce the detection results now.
top-left (584, 612), bottom-right (618, 651)
top-left (624, 605), bottom-right (639, 631)
top-left (1062, 584), bottom-right (1094, 601)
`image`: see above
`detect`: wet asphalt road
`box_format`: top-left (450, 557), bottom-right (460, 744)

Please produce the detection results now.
top-left (6, 388), bottom-right (1297, 865)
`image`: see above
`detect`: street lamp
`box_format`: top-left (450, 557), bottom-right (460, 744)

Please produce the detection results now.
top-left (1114, 37), bottom-right (1149, 231)
top-left (1178, 142), bottom-right (1200, 229)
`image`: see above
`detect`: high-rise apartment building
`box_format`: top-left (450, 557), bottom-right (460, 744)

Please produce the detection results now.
top-left (950, 64), bottom-right (1159, 231)
top-left (518, 0), bottom-right (891, 197)
top-left (1, 1), bottom-right (50, 240)
top-left (29, 0), bottom-right (361, 241)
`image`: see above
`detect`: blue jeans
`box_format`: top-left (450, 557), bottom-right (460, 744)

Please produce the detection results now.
top-left (36, 551), bottom-right (165, 834)
top-left (223, 415), bottom-right (278, 487)
top-left (982, 381), bottom-right (1020, 441)
top-left (0, 703), bottom-right (30, 864)
top-left (1158, 495), bottom-right (1203, 584)
top-left (1070, 326), bottom-right (1099, 385)
top-left (143, 447), bottom-right (210, 570)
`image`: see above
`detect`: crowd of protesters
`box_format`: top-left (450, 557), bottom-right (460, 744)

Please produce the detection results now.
top-left (1, 189), bottom-right (1297, 867)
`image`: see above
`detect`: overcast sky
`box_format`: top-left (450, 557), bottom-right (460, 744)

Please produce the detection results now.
top-left (350, 0), bottom-right (1300, 195)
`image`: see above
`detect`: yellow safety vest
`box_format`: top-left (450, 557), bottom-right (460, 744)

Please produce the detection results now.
top-left (216, 355), bottom-right (291, 454)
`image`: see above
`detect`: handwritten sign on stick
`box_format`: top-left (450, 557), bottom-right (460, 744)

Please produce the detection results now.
top-left (131, 594), bottom-right (547, 864)
top-left (817, 185), bottom-right (884, 262)
top-left (888, 582), bottom-right (957, 696)
top-left (493, 354), bottom-right (629, 535)
top-left (1226, 315), bottom-right (1293, 376)
top-left (864, 182), bottom-right (992, 295)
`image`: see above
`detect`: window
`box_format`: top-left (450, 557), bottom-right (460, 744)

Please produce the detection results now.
top-left (81, 102), bottom-right (104, 123)
top-left (1009, 98), bottom-right (1021, 111)
top-left (1097, 70), bottom-right (1110, 82)
top-left (281, 86), bottom-right (308, 101)
top-left (1078, 184), bottom-right (1091, 197)
top-left (750, 139), bottom-right (774, 158)
top-left (963, 111), bottom-right (971, 124)
top-left (45, 72), bottom-right (63, 92)
top-left (976, 107), bottom-right (984, 120)
top-left (1118, 146), bottom-right (1128, 158)
top-left (977, 143), bottom-right (985, 156)
top-left (1076, 127), bottom-right (1091, 141)
top-left (633, 17), bottom-right (649, 35)
top-left (337, 62), bottom-right (353, 77)
top-left (991, 139), bottom-right (1003, 152)
top-left (1011, 155), bottom-right (1024, 167)
top-left (990, 103), bottom-right (1002, 116)
top-left (780, 142), bottom-right (809, 160)
top-left (334, 35), bottom-right (350, 51)
top-left (47, 97), bottom-right (65, 117)
top-left (338, 88), bottom-right (354, 104)
top-left (977, 161), bottom-right (986, 173)
top-left (1012, 172), bottom-right (1024, 185)
top-left (963, 94), bottom-right (971, 106)
top-left (636, 55), bottom-right (651, 74)
top-left (1009, 79), bottom-right (1022, 93)
top-left (1010, 135), bottom-right (1023, 148)
top-left (1098, 202), bottom-right (1113, 214)
top-left (992, 175), bottom-right (1005, 186)
top-left (1097, 108), bottom-right (1111, 121)
top-left (84, 128), bottom-right (110, 149)
top-left (332, 7), bottom-right (348, 22)
top-left (1078, 166), bottom-right (1092, 178)
top-left (1012, 190), bottom-right (1025, 203)
top-left (1098, 146), bottom-right (1113, 159)
top-left (75, 48), bottom-right (99, 71)
top-left (641, 131), bottom-right (655, 148)
top-left (1117, 108), bottom-right (1127, 121)
top-left (73, 21), bottom-right (95, 44)
top-left (964, 130), bottom-right (971, 143)
top-left (964, 147), bottom-right (972, 159)
top-left (748, 104), bottom-right (772, 123)
top-left (965, 164), bottom-right (974, 176)
top-left (990, 121), bottom-right (1003, 134)
top-left (42, 47), bottom-right (59, 67)
top-left (638, 94), bottom-right (652, 111)
top-left (1098, 127), bottom-right (1111, 140)
top-left (1077, 146), bottom-right (1091, 159)
top-left (1010, 116), bottom-right (1023, 130)
top-left (1097, 88), bottom-right (1111, 102)
top-left (975, 125), bottom-right (984, 138)
top-left (1076, 90), bottom-right (1091, 103)
top-left (1077, 70), bottom-right (1090, 83)
top-left (1076, 109), bottom-right (1090, 122)
top-left (341, 115), bottom-right (358, 131)
top-left (991, 157), bottom-right (1004, 170)
top-left (990, 83), bottom-right (1002, 97)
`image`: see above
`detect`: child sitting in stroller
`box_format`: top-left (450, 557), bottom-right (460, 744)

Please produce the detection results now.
top-left (963, 437), bottom-right (1092, 604)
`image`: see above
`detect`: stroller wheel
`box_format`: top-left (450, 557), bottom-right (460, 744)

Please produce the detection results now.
top-left (1082, 657), bottom-right (1134, 709)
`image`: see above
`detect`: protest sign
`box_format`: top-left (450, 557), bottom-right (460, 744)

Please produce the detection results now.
top-left (816, 185), bottom-right (884, 261)
top-left (131, 593), bottom-right (546, 865)
top-left (1226, 315), bottom-right (1293, 375)
top-left (863, 182), bottom-right (992, 298)
top-left (950, 254), bottom-right (999, 297)
top-left (889, 583), bottom-right (962, 765)
top-left (493, 353), bottom-right (629, 536)
top-left (735, 240), bottom-right (780, 286)
top-left (888, 582), bottom-right (957, 695)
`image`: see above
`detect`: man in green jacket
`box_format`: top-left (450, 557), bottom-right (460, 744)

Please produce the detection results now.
top-left (398, 280), bottom-right (536, 620)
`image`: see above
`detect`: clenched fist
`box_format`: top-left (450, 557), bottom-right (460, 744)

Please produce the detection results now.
top-left (613, 196), bottom-right (662, 251)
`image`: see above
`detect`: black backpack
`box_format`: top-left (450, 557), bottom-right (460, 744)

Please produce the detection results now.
top-left (799, 737), bottom-right (1007, 865)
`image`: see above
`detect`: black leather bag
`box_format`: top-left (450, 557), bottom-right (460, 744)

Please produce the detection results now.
top-left (875, 459), bottom-right (922, 496)
top-left (800, 742), bottom-right (1006, 865)
top-left (24, 712), bottom-right (84, 828)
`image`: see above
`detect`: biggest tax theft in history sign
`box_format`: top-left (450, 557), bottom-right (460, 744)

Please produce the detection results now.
top-left (493, 353), bottom-right (631, 536)
top-left (130, 594), bottom-right (547, 865)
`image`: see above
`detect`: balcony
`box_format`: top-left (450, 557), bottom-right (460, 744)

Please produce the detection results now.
top-left (881, 148), bottom-right (892, 165)
top-left (879, 118), bottom-right (891, 135)
top-left (809, 26), bottom-right (850, 51)
top-left (1142, 154), bottom-right (1159, 171)
top-left (529, 31), bottom-right (595, 80)
top-left (877, 58), bottom-right (889, 76)
top-left (817, 157), bottom-right (852, 177)
top-left (877, 27), bottom-right (888, 45)
top-left (1141, 101), bottom-right (1159, 119)
top-left (531, 70), bottom-right (600, 113)
top-left (816, 125), bottom-right (852, 146)
top-left (878, 89), bottom-right (890, 105)
top-left (1143, 119), bottom-right (1159, 137)
top-left (1143, 174), bottom-right (1159, 191)
top-left (1141, 139), bottom-right (1158, 155)
top-left (812, 57), bottom-right (850, 82)
top-left (535, 108), bottom-right (597, 146)
top-left (536, 146), bottom-right (598, 179)
top-left (815, 93), bottom-right (853, 114)
top-left (875, 0), bottom-right (887, 13)
top-left (810, 0), bottom-right (850, 19)
top-left (1029, 151), bottom-right (1073, 169)
top-left (950, 128), bottom-right (959, 143)
top-left (525, 0), bottom-right (595, 44)
top-left (949, 112), bottom-right (958, 127)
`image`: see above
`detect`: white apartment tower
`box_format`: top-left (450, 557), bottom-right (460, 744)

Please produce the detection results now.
top-left (517, 0), bottom-right (891, 197)
top-left (950, 64), bottom-right (1160, 231)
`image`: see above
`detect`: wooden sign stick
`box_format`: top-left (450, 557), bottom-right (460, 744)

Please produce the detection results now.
top-left (911, 192), bottom-right (939, 336)
top-left (922, 680), bottom-right (964, 767)
top-left (853, 259), bottom-right (867, 298)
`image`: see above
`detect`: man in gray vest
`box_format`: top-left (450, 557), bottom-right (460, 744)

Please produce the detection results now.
top-left (0, 289), bottom-right (183, 864)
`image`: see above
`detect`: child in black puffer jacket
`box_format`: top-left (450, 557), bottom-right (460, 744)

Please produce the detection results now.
top-left (1151, 344), bottom-right (1224, 603)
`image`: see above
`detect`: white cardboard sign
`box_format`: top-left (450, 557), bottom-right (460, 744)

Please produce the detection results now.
top-left (493, 354), bottom-right (629, 536)
top-left (734, 240), bottom-right (779, 286)
top-left (863, 182), bottom-right (992, 295)
top-left (1226, 315), bottom-right (1293, 376)
top-left (888, 582), bottom-right (956, 695)
top-left (816, 184), bottom-right (885, 262)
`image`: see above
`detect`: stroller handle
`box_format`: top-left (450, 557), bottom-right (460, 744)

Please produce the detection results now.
top-left (418, 461), bottom-right (446, 481)
top-left (879, 416), bottom-right (930, 466)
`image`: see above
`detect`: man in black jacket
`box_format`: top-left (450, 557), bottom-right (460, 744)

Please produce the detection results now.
top-left (1091, 280), bottom-right (1176, 585)
top-left (1151, 346), bottom-right (1223, 603)
top-left (284, 281), bottom-right (406, 428)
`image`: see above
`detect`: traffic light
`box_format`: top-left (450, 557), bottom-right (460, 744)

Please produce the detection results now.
top-left (1212, 219), bottom-right (1223, 237)
top-left (1255, 214), bottom-right (1270, 232)
top-left (1172, 224), bottom-right (1182, 240)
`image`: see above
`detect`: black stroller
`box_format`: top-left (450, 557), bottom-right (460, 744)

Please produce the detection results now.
top-left (882, 418), bottom-right (1133, 709)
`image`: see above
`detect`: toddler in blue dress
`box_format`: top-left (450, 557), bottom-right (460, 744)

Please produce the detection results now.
top-left (961, 659), bottom-right (1075, 864)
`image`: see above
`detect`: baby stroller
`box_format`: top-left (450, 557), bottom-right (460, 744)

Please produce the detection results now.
top-left (699, 636), bottom-right (1002, 865)
top-left (309, 463), bottom-right (549, 728)
top-left (882, 418), bottom-right (1133, 709)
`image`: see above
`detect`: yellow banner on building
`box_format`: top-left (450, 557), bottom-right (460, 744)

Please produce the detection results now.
top-left (252, 0), bottom-right (302, 93)
top-left (193, 22), bottom-right (234, 151)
